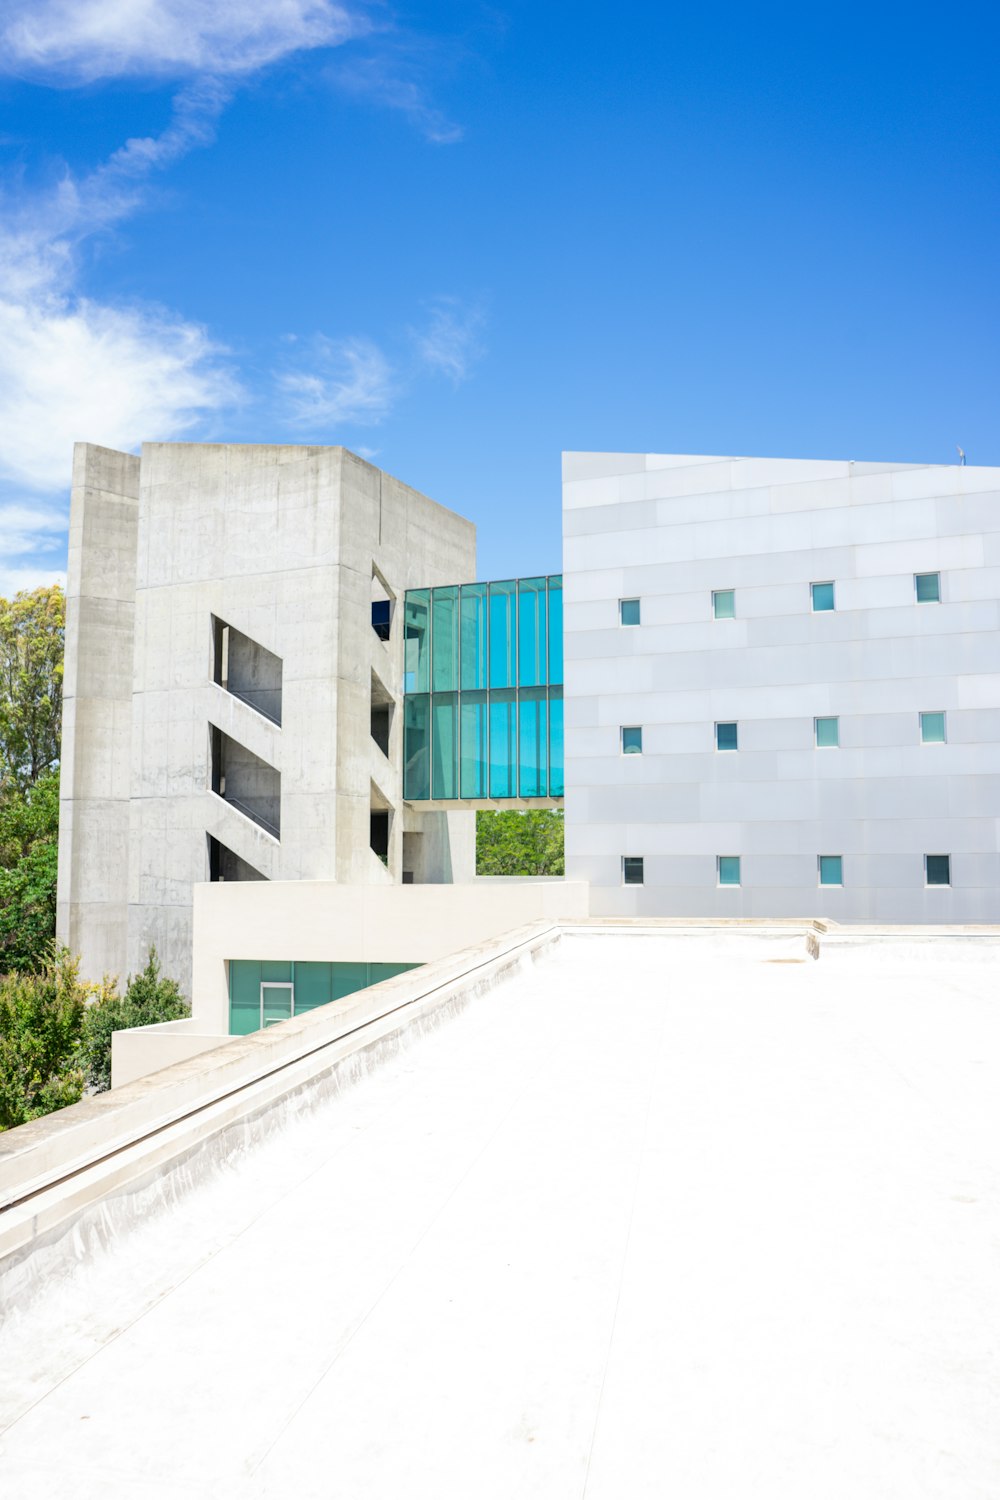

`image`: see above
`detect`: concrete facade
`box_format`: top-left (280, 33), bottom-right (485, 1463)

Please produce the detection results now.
top-left (563, 451), bottom-right (1000, 922)
top-left (59, 442), bottom-right (477, 991)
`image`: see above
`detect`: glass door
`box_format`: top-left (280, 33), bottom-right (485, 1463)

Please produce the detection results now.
top-left (260, 982), bottom-right (294, 1027)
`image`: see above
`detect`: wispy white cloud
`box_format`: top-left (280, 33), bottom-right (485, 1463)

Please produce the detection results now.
top-left (0, 0), bottom-right (368, 82)
top-left (328, 50), bottom-right (463, 144)
top-left (411, 296), bottom-right (486, 383)
top-left (277, 335), bottom-right (394, 429)
top-left (0, 503), bottom-right (67, 598)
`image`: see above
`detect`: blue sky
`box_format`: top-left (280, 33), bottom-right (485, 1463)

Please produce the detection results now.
top-left (1, 0), bottom-right (997, 589)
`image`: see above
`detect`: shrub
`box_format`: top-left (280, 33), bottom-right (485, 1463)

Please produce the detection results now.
top-left (83, 948), bottom-right (190, 1093)
top-left (0, 949), bottom-right (88, 1131)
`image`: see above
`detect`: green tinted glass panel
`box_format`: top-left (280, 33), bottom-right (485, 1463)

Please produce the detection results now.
top-left (262, 983), bottom-right (293, 1026)
top-left (460, 691), bottom-right (488, 798)
top-left (488, 581), bottom-right (516, 688)
top-left (517, 578), bottom-right (547, 688)
top-left (713, 589), bottom-right (735, 619)
top-left (331, 961), bottom-right (370, 1000)
top-left (622, 856), bottom-right (644, 884)
top-left (403, 695), bottom-right (430, 800)
top-left (431, 587), bottom-right (459, 692)
top-left (293, 961), bottom-right (331, 1013)
top-left (815, 716), bottom-right (839, 747)
top-left (403, 590), bottom-right (430, 692)
top-left (489, 689), bottom-right (517, 797)
top-left (716, 721), bottom-right (738, 751)
top-left (432, 692), bottom-right (459, 799)
top-left (368, 962), bottom-right (420, 985)
top-left (920, 711), bottom-right (946, 743)
top-left (460, 584), bottom-right (488, 690)
top-left (915, 572), bottom-right (940, 603)
top-left (718, 855), bottom-right (741, 887)
top-left (622, 726), bottom-right (642, 754)
top-left (547, 577), bottom-right (563, 685)
top-left (261, 961), bottom-right (292, 982)
top-left (229, 959), bottom-right (261, 1036)
top-left (819, 855), bottom-right (843, 886)
top-left (926, 854), bottom-right (950, 886)
top-left (811, 581), bottom-right (835, 612)
top-left (518, 689), bottom-right (547, 797)
top-left (620, 597), bottom-right (640, 626)
top-left (548, 689), bottom-right (564, 796)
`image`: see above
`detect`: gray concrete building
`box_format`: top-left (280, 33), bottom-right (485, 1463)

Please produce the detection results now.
top-left (563, 451), bottom-right (1000, 923)
top-left (57, 442), bottom-right (477, 990)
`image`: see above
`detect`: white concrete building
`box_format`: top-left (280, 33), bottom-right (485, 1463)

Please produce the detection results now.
top-left (563, 452), bottom-right (1000, 924)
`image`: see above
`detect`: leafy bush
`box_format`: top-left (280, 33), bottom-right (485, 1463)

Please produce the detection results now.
top-left (82, 949), bottom-right (190, 1093)
top-left (476, 809), bottom-right (565, 876)
top-left (0, 771), bottom-right (60, 973)
top-left (0, 949), bottom-right (89, 1131)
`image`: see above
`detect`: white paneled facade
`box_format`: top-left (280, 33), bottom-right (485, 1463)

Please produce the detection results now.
top-left (563, 452), bottom-right (1000, 922)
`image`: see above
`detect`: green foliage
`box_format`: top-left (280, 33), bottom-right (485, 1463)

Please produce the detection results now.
top-left (0, 949), bottom-right (88, 1131)
top-left (0, 584), bottom-right (65, 796)
top-left (82, 949), bottom-right (190, 1094)
top-left (476, 809), bottom-right (565, 876)
top-left (0, 771), bottom-right (60, 973)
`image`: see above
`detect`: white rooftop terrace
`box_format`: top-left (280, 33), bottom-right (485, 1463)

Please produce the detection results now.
top-left (2, 926), bottom-right (999, 1497)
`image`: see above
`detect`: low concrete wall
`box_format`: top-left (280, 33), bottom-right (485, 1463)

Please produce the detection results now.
top-left (111, 1019), bottom-right (229, 1089)
top-left (191, 878), bottom-right (590, 1033)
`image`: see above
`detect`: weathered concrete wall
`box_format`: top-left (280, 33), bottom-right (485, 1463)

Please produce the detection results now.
top-left (57, 443), bottom-right (141, 982)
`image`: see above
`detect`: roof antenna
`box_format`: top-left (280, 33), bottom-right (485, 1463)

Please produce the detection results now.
top-left (956, 445), bottom-right (967, 466)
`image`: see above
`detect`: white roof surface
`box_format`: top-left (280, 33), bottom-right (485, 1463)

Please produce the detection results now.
top-left (2, 928), bottom-right (999, 1497)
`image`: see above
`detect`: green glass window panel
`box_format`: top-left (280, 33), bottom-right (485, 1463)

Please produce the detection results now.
top-left (517, 578), bottom-right (547, 688)
top-left (403, 694), bottom-right (430, 800)
top-left (920, 711), bottom-right (946, 744)
top-left (261, 960), bottom-right (292, 982)
top-left (547, 577), bottom-right (563, 685)
top-left (368, 962), bottom-right (421, 985)
top-left (925, 854), bottom-right (951, 886)
top-left (548, 689), bottom-right (564, 796)
top-left (261, 982), bottom-right (293, 1027)
top-left (431, 587), bottom-right (459, 692)
top-left (489, 689), bottom-right (517, 798)
top-left (622, 856), bottom-right (644, 885)
top-left (432, 692), bottom-right (459, 799)
top-left (293, 961), bottom-right (332, 1013)
top-left (488, 581), bottom-right (516, 688)
top-left (718, 855), bottom-right (741, 887)
top-left (915, 571), bottom-right (940, 603)
top-left (229, 959), bottom-right (261, 1036)
top-left (518, 688), bottom-right (547, 797)
top-left (811, 581), bottom-right (835, 612)
top-left (331, 961), bottom-right (370, 1000)
top-left (713, 589), bottom-right (735, 619)
top-left (622, 725), bottom-right (642, 754)
top-left (815, 716), bottom-right (839, 747)
top-left (403, 590), bottom-right (430, 693)
top-left (819, 855), bottom-right (843, 886)
top-left (716, 721), bottom-right (738, 751)
top-left (460, 690), bottom-right (489, 798)
top-left (620, 597), bottom-right (641, 626)
top-left (460, 583), bottom-right (488, 690)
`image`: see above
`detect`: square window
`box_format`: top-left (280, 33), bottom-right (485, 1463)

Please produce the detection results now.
top-left (925, 854), bottom-right (951, 887)
top-left (815, 716), bottom-right (839, 748)
top-left (712, 589), bottom-right (735, 620)
top-left (621, 726), bottom-right (643, 755)
top-left (620, 597), bottom-right (641, 626)
top-left (718, 855), bottom-right (741, 887)
top-left (715, 721), bottom-right (738, 751)
top-left (920, 711), bottom-right (946, 744)
top-left (818, 854), bottom-right (843, 887)
top-left (622, 856), bottom-right (644, 886)
top-left (915, 572), bottom-right (940, 603)
top-left (811, 581), bottom-right (835, 612)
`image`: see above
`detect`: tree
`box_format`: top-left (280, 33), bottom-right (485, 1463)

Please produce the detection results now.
top-left (82, 948), bottom-right (190, 1093)
top-left (0, 584), bottom-right (65, 796)
top-left (476, 809), bottom-right (565, 876)
top-left (0, 771), bottom-right (60, 973)
top-left (0, 949), bottom-right (90, 1131)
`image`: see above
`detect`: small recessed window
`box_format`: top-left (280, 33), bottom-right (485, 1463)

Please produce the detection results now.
top-left (622, 856), bottom-right (644, 885)
top-left (620, 597), bottom-right (641, 626)
top-left (811, 581), bottom-right (835, 612)
top-left (712, 589), bottom-right (735, 620)
top-left (715, 721), bottom-right (738, 752)
top-left (925, 854), bottom-right (951, 887)
top-left (815, 716), bottom-right (839, 748)
top-left (920, 711), bottom-right (946, 744)
top-left (717, 855), bottom-right (741, 887)
top-left (818, 854), bottom-right (843, 887)
top-left (915, 572), bottom-right (940, 604)
top-left (621, 726), bottom-right (643, 755)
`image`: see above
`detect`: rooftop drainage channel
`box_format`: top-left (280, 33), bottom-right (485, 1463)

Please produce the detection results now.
top-left (0, 921), bottom-right (562, 1271)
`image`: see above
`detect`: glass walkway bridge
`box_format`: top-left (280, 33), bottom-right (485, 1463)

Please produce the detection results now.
top-left (403, 575), bottom-right (563, 805)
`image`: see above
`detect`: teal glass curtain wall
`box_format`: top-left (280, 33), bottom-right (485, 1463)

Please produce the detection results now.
top-left (229, 958), bottom-right (421, 1035)
top-left (403, 575), bottom-right (563, 801)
